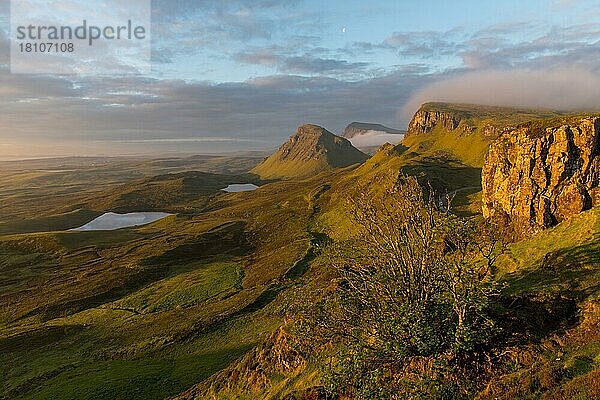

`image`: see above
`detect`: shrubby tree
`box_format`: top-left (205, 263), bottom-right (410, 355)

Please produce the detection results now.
top-left (295, 177), bottom-right (504, 399)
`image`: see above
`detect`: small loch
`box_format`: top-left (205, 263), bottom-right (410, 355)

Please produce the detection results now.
top-left (222, 184), bottom-right (259, 193)
top-left (72, 212), bottom-right (172, 231)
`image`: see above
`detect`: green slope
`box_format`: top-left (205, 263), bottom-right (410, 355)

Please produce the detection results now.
top-left (405, 102), bottom-right (565, 167)
top-left (0, 169), bottom-right (332, 399)
top-left (251, 124), bottom-right (368, 179)
top-left (2, 105), bottom-right (599, 400)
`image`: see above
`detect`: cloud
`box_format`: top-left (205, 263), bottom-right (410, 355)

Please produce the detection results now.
top-left (152, 0), bottom-right (302, 18)
top-left (0, 68), bottom-right (428, 157)
top-left (402, 67), bottom-right (600, 120)
top-left (281, 57), bottom-right (368, 74)
top-left (6, 60), bottom-right (599, 158)
top-left (471, 22), bottom-right (537, 38)
top-left (151, 0), bottom-right (314, 56)
top-left (0, 73), bottom-right (77, 98)
top-left (235, 50), bottom-right (369, 74)
top-left (343, 22), bottom-right (599, 74)
top-left (4, 0), bottom-right (152, 75)
top-left (0, 30), bottom-right (8, 66)
top-left (2, 8), bottom-right (600, 158)
top-left (383, 30), bottom-right (463, 58)
top-left (347, 130), bottom-right (404, 149)
top-left (460, 24), bottom-right (600, 70)
top-left (234, 49), bottom-right (281, 66)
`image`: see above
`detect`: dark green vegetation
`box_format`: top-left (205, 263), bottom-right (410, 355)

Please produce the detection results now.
top-left (0, 153), bottom-right (299, 399)
top-left (293, 178), bottom-right (501, 399)
top-left (1, 105), bottom-right (600, 400)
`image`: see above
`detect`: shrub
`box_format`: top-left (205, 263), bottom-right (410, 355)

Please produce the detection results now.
top-left (295, 177), bottom-right (503, 399)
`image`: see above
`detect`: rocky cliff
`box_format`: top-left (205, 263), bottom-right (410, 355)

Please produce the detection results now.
top-left (407, 107), bottom-right (473, 136)
top-left (482, 116), bottom-right (600, 235)
top-left (406, 102), bottom-right (562, 139)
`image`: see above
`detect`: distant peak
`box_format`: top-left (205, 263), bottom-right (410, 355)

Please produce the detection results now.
top-left (295, 124), bottom-right (331, 136)
top-left (298, 123), bottom-right (325, 130)
top-left (342, 122), bottom-right (404, 138)
top-left (251, 124), bottom-right (367, 179)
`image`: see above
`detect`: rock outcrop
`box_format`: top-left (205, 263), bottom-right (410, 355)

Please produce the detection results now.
top-left (406, 102), bottom-right (562, 140)
top-left (251, 124), bottom-right (368, 179)
top-left (407, 108), bottom-right (472, 136)
top-left (482, 117), bottom-right (600, 235)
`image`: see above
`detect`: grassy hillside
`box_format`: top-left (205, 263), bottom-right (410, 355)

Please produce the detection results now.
top-left (1, 106), bottom-right (599, 400)
top-left (498, 206), bottom-right (600, 299)
top-left (0, 164), bottom-right (339, 399)
top-left (476, 207), bottom-right (600, 399)
top-left (174, 204), bottom-right (600, 400)
top-left (251, 124), bottom-right (367, 179)
top-left (173, 107), bottom-right (600, 399)
top-left (405, 102), bottom-right (565, 167)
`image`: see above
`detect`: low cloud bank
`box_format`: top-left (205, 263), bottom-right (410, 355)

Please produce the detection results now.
top-left (402, 67), bottom-right (600, 121)
top-left (347, 130), bottom-right (404, 149)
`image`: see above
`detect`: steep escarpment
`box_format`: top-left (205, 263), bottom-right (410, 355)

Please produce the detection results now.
top-left (407, 102), bottom-right (563, 139)
top-left (407, 105), bottom-right (472, 136)
top-left (403, 103), bottom-right (563, 167)
top-left (252, 124), bottom-right (368, 179)
top-left (482, 116), bottom-right (600, 235)
top-left (400, 103), bottom-right (599, 230)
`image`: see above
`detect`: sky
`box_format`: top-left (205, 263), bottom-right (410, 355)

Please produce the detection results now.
top-left (0, 0), bottom-right (599, 158)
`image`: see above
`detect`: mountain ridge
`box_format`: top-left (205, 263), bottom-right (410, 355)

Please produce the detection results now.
top-left (407, 102), bottom-right (565, 138)
top-left (342, 122), bottom-right (405, 138)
